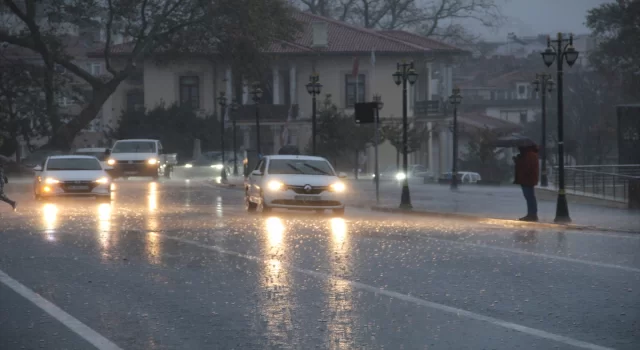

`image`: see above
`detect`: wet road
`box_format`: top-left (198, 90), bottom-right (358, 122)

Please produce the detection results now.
top-left (0, 179), bottom-right (639, 350)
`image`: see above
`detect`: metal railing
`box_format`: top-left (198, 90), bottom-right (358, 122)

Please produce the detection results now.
top-left (551, 165), bottom-right (640, 203)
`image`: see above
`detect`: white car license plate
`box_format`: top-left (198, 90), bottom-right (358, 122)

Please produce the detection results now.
top-left (124, 171), bottom-right (137, 175)
top-left (295, 195), bottom-right (321, 201)
top-left (68, 185), bottom-right (89, 190)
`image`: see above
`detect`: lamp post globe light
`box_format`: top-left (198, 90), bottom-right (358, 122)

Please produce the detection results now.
top-left (306, 73), bottom-right (323, 156)
top-left (250, 82), bottom-right (263, 156)
top-left (372, 93), bottom-right (383, 204)
top-left (541, 32), bottom-right (579, 223)
top-left (532, 73), bottom-right (554, 187)
top-left (392, 61), bottom-right (418, 209)
top-left (449, 87), bottom-right (462, 190)
top-left (218, 92), bottom-right (228, 182)
top-left (230, 99), bottom-right (240, 176)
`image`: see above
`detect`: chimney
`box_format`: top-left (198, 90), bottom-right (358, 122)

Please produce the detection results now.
top-left (311, 21), bottom-right (328, 48)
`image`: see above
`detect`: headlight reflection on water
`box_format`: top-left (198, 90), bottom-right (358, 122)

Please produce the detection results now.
top-left (265, 217), bottom-right (285, 248)
top-left (42, 204), bottom-right (58, 241)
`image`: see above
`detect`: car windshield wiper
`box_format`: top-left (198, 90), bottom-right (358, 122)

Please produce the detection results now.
top-left (286, 163), bottom-right (305, 174)
top-left (303, 163), bottom-right (330, 175)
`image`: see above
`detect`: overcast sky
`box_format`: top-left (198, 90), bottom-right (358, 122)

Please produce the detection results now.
top-left (469, 0), bottom-right (614, 41)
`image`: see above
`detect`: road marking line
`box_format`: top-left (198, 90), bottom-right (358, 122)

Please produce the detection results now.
top-left (158, 233), bottom-right (613, 350)
top-left (417, 236), bottom-right (640, 273)
top-left (0, 269), bottom-right (123, 350)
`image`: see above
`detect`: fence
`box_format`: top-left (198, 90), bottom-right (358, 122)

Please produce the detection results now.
top-left (551, 165), bottom-right (640, 203)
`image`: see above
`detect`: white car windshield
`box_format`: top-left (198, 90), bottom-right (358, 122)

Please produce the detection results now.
top-left (268, 159), bottom-right (335, 176)
top-left (46, 158), bottom-right (102, 171)
top-left (112, 141), bottom-right (156, 153)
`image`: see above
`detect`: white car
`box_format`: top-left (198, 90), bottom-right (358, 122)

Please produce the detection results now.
top-left (245, 155), bottom-right (348, 215)
top-left (33, 155), bottom-right (112, 201)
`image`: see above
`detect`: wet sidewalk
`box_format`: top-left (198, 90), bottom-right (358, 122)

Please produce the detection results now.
top-left (350, 181), bottom-right (640, 233)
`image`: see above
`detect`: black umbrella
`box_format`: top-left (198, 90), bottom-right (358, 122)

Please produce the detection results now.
top-left (493, 134), bottom-right (537, 148)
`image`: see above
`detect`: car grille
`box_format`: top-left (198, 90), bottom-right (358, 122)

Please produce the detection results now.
top-left (60, 180), bottom-right (96, 193)
top-left (285, 185), bottom-right (328, 195)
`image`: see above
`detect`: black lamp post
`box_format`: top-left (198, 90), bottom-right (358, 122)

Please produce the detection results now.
top-left (532, 73), bottom-right (555, 187)
top-left (306, 73), bottom-right (323, 156)
top-left (541, 33), bottom-right (579, 223)
top-left (373, 93), bottom-right (383, 205)
top-left (230, 99), bottom-right (240, 176)
top-left (250, 82), bottom-right (263, 155)
top-left (449, 87), bottom-right (462, 190)
top-left (218, 92), bottom-right (228, 182)
top-left (392, 61), bottom-right (418, 210)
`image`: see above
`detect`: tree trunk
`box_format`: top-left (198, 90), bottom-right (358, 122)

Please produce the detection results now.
top-left (47, 80), bottom-right (121, 150)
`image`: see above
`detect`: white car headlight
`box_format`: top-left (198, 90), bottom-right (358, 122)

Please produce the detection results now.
top-left (147, 158), bottom-right (158, 165)
top-left (185, 163), bottom-right (193, 168)
top-left (212, 164), bottom-right (223, 170)
top-left (330, 182), bottom-right (346, 192)
top-left (395, 172), bottom-right (406, 181)
top-left (107, 159), bottom-right (116, 166)
top-left (95, 177), bottom-right (110, 184)
top-left (267, 180), bottom-right (284, 191)
top-left (44, 177), bottom-right (60, 184)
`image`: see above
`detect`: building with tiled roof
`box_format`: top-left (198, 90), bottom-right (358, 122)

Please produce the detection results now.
top-left (93, 10), bottom-right (472, 176)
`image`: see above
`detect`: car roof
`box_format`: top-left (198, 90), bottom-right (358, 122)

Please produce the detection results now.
top-left (48, 155), bottom-right (100, 160)
top-left (266, 155), bottom-right (329, 161)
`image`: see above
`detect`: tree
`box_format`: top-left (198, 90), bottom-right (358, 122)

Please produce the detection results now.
top-left (586, 0), bottom-right (640, 101)
top-left (312, 94), bottom-right (383, 174)
top-left (381, 117), bottom-right (426, 167)
top-left (0, 0), bottom-right (299, 150)
top-left (107, 104), bottom-right (222, 161)
top-left (459, 126), bottom-right (510, 182)
top-left (294, 0), bottom-right (503, 45)
top-left (522, 71), bottom-right (621, 165)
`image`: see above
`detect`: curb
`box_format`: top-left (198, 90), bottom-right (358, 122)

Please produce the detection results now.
top-left (369, 206), bottom-right (639, 234)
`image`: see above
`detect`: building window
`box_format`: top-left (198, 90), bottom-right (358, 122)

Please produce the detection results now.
top-left (345, 74), bottom-right (365, 107)
top-left (179, 76), bottom-right (200, 109)
top-left (90, 63), bottom-right (102, 76)
top-left (519, 111), bottom-right (528, 124)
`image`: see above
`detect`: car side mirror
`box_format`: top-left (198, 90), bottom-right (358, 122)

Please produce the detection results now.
top-left (251, 170), bottom-right (263, 176)
top-left (338, 172), bottom-right (347, 179)
top-left (33, 165), bottom-right (42, 171)
top-left (105, 149), bottom-right (111, 156)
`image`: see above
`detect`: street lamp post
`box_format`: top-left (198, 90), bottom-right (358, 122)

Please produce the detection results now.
top-left (373, 94), bottom-right (384, 205)
top-left (250, 82), bottom-right (263, 156)
top-left (541, 33), bottom-right (579, 223)
top-left (230, 99), bottom-right (240, 176)
top-left (306, 73), bottom-right (323, 156)
top-left (218, 92), bottom-right (228, 182)
top-left (392, 61), bottom-right (418, 210)
top-left (532, 73), bottom-right (555, 187)
top-left (449, 87), bottom-right (462, 190)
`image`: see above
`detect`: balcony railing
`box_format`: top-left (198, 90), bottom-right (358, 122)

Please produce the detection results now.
top-left (461, 96), bottom-right (539, 107)
top-left (234, 104), bottom-right (299, 123)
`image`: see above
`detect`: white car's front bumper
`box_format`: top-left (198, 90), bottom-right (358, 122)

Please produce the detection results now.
top-left (37, 182), bottom-right (111, 197)
top-left (263, 188), bottom-right (345, 209)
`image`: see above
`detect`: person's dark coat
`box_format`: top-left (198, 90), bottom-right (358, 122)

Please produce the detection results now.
top-left (514, 146), bottom-right (539, 187)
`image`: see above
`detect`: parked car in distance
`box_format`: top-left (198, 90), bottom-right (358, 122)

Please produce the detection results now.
top-left (375, 164), bottom-right (435, 182)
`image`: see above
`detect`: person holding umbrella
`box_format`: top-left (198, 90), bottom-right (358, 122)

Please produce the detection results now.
top-left (513, 144), bottom-right (539, 222)
top-left (0, 155), bottom-right (17, 211)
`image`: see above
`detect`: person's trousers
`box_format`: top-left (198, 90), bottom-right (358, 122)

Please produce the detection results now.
top-left (521, 185), bottom-right (537, 217)
top-left (0, 187), bottom-right (14, 206)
